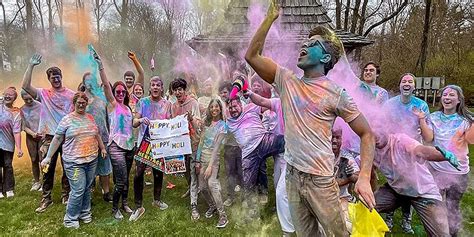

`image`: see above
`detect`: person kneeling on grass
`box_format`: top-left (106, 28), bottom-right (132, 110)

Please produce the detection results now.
top-left (191, 98), bottom-right (228, 228)
top-left (41, 92), bottom-right (107, 229)
top-left (372, 129), bottom-right (459, 236)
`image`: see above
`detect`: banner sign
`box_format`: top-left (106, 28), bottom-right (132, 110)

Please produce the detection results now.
top-left (148, 114), bottom-right (189, 140)
top-left (134, 116), bottom-right (191, 174)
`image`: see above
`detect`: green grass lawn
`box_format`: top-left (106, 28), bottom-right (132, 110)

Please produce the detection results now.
top-left (1, 146), bottom-right (473, 236)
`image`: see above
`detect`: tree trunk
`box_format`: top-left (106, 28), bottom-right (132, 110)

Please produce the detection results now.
top-left (335, 0), bottom-right (342, 29)
top-left (357, 0), bottom-right (368, 35)
top-left (343, 0), bottom-right (350, 31)
top-left (25, 0), bottom-right (34, 53)
top-left (416, 0), bottom-right (432, 76)
top-left (0, 3), bottom-right (5, 72)
top-left (33, 0), bottom-right (46, 36)
top-left (47, 0), bottom-right (53, 42)
top-left (350, 0), bottom-right (361, 33)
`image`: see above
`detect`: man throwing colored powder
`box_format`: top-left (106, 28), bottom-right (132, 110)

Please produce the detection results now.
top-left (245, 1), bottom-right (376, 236)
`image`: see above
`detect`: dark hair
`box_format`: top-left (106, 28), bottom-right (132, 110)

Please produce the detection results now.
top-left (363, 61), bottom-right (381, 75)
top-left (227, 96), bottom-right (241, 106)
top-left (46, 67), bottom-right (62, 78)
top-left (171, 77), bottom-right (187, 91)
top-left (218, 80), bottom-right (233, 93)
top-left (251, 75), bottom-right (272, 99)
top-left (77, 82), bottom-right (85, 92)
top-left (72, 91), bottom-right (89, 105)
top-left (124, 71), bottom-right (135, 80)
top-left (204, 99), bottom-right (224, 127)
top-left (308, 26), bottom-right (344, 75)
top-left (439, 85), bottom-right (473, 125)
top-left (112, 81), bottom-right (130, 106)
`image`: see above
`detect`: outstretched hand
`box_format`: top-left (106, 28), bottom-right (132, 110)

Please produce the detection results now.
top-left (128, 51), bottom-right (137, 61)
top-left (29, 54), bottom-right (42, 66)
top-left (88, 44), bottom-right (103, 69)
top-left (412, 107), bottom-right (426, 120)
top-left (267, 0), bottom-right (281, 21)
top-left (354, 177), bottom-right (376, 211)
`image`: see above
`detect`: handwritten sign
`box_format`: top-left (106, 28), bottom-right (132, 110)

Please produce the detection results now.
top-left (150, 134), bottom-right (192, 158)
top-left (149, 114), bottom-right (189, 140)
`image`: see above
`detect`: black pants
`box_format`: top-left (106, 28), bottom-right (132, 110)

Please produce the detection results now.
top-left (133, 161), bottom-right (164, 208)
top-left (109, 142), bottom-right (134, 210)
top-left (0, 149), bottom-right (14, 192)
top-left (41, 135), bottom-right (69, 201)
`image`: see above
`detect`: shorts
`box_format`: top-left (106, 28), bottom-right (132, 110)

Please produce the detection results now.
top-left (96, 152), bottom-right (112, 176)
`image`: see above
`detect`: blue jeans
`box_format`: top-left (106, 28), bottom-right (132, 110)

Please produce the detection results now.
top-left (63, 159), bottom-right (98, 228)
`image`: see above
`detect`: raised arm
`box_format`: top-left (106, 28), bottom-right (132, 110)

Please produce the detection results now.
top-left (413, 145), bottom-right (460, 170)
top-left (244, 0), bottom-right (279, 84)
top-left (348, 114), bottom-right (376, 210)
top-left (91, 48), bottom-right (116, 106)
top-left (244, 90), bottom-right (272, 110)
top-left (22, 54), bottom-right (42, 99)
top-left (412, 107), bottom-right (433, 142)
top-left (128, 51), bottom-right (145, 86)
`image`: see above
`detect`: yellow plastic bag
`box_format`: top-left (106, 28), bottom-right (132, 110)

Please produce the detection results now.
top-left (348, 202), bottom-right (389, 237)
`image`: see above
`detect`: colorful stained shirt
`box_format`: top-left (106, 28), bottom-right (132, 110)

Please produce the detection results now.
top-left (261, 98), bottom-right (284, 135)
top-left (0, 105), bottom-right (21, 152)
top-left (86, 93), bottom-right (109, 144)
top-left (56, 113), bottom-right (99, 164)
top-left (171, 96), bottom-right (201, 152)
top-left (274, 66), bottom-right (361, 176)
top-left (36, 88), bottom-right (75, 136)
top-left (429, 111), bottom-right (470, 174)
top-left (20, 101), bottom-right (41, 133)
top-left (374, 133), bottom-right (441, 200)
top-left (358, 82), bottom-right (389, 104)
top-left (108, 104), bottom-right (134, 151)
top-left (383, 95), bottom-right (430, 142)
top-left (227, 103), bottom-right (267, 158)
top-left (135, 97), bottom-right (172, 144)
top-left (196, 120), bottom-right (227, 163)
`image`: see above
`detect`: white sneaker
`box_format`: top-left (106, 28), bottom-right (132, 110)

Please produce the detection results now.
top-left (152, 200), bottom-right (169, 210)
top-left (234, 185), bottom-right (241, 192)
top-left (6, 191), bottom-right (14, 198)
top-left (0, 193), bottom-right (4, 198)
top-left (31, 182), bottom-right (42, 191)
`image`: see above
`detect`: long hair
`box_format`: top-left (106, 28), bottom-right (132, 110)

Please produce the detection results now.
top-left (112, 81), bottom-right (130, 106)
top-left (204, 98), bottom-right (225, 127)
top-left (439, 85), bottom-right (473, 125)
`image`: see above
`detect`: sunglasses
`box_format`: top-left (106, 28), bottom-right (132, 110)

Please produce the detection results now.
top-left (115, 90), bottom-right (127, 95)
top-left (302, 39), bottom-right (328, 54)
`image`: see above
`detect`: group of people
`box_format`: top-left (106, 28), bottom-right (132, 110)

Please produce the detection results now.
top-left (0, 1), bottom-right (473, 236)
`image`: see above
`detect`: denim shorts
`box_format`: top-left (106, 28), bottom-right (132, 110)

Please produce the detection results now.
top-left (96, 152), bottom-right (112, 176)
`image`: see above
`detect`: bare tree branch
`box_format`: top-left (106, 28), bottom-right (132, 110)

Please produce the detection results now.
top-left (363, 0), bottom-right (408, 36)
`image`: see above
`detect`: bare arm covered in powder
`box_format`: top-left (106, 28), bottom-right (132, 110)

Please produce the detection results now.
top-left (244, 90), bottom-right (272, 110)
top-left (42, 134), bottom-right (64, 165)
top-left (22, 54), bottom-right (42, 99)
top-left (245, 0), bottom-right (279, 84)
top-left (348, 114), bottom-right (376, 209)
top-left (91, 49), bottom-right (116, 107)
top-left (413, 145), bottom-right (450, 161)
top-left (128, 51), bottom-right (145, 86)
top-left (204, 133), bottom-right (226, 179)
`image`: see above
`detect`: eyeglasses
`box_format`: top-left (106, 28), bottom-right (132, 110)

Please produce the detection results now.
top-left (302, 39), bottom-right (328, 54)
top-left (115, 90), bottom-right (127, 95)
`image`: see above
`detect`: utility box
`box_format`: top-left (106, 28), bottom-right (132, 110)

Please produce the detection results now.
top-left (415, 76), bottom-right (445, 106)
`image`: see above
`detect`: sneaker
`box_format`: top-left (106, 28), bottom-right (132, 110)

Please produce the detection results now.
top-left (223, 198), bottom-right (234, 207)
top-left (35, 199), bottom-right (53, 213)
top-left (205, 206), bottom-right (217, 219)
top-left (31, 182), bottom-right (42, 191)
top-left (191, 203), bottom-right (200, 220)
top-left (6, 191), bottom-right (14, 198)
top-left (113, 209), bottom-right (123, 220)
top-left (181, 189), bottom-right (190, 198)
top-left (121, 205), bottom-right (133, 214)
top-left (216, 214), bottom-right (228, 228)
top-left (64, 223), bottom-right (80, 229)
top-left (103, 192), bottom-right (112, 203)
top-left (234, 185), bottom-right (241, 192)
top-left (385, 216), bottom-right (394, 231)
top-left (38, 187), bottom-right (43, 192)
top-left (259, 194), bottom-right (268, 204)
top-left (80, 216), bottom-right (92, 224)
top-left (0, 193), bottom-right (4, 199)
top-left (145, 181), bottom-right (152, 186)
top-left (62, 196), bottom-right (69, 205)
top-left (129, 207), bottom-right (145, 221)
top-left (401, 219), bottom-right (415, 234)
top-left (152, 200), bottom-right (169, 210)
